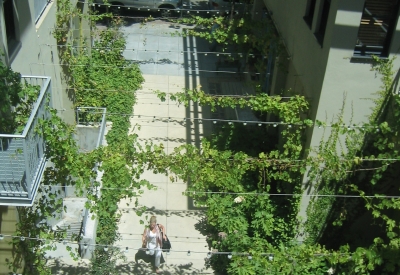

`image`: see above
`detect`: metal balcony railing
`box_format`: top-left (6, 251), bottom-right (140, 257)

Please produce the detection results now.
top-left (0, 76), bottom-right (51, 206)
top-left (75, 107), bottom-right (107, 150)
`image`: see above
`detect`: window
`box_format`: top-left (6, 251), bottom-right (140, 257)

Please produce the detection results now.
top-left (3, 0), bottom-right (19, 57)
top-left (3, 0), bottom-right (16, 43)
top-left (304, 0), bottom-right (317, 27)
top-left (34, 0), bottom-right (50, 23)
top-left (315, 0), bottom-right (331, 45)
top-left (354, 0), bottom-right (400, 57)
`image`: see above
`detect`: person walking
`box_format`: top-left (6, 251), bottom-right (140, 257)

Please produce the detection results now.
top-left (142, 216), bottom-right (167, 274)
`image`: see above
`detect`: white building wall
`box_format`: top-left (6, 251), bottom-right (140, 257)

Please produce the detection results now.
top-left (0, 0), bottom-right (82, 124)
top-left (263, 0), bottom-right (400, 151)
top-left (262, 0), bottom-right (400, 241)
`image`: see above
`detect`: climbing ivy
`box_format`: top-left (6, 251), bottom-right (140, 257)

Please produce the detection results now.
top-left (171, 14), bottom-right (281, 57)
top-left (67, 19), bottom-right (143, 144)
top-left (54, 4), bottom-right (148, 273)
top-left (139, 53), bottom-right (400, 274)
top-left (6, 108), bottom-right (101, 275)
top-left (0, 60), bottom-right (41, 136)
top-left (156, 88), bottom-right (310, 123)
top-left (303, 57), bottom-right (400, 274)
top-left (11, 2), bottom-right (397, 274)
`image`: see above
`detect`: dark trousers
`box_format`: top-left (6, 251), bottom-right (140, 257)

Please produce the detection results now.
top-left (135, 249), bottom-right (165, 268)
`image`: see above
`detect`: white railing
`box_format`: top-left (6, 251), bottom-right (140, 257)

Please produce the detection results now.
top-left (0, 76), bottom-right (51, 206)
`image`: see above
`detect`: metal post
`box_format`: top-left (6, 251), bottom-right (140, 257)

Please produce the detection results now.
top-left (22, 138), bottom-right (31, 199)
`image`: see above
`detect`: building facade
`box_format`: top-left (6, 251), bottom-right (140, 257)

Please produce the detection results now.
top-left (257, 0), bottom-right (400, 241)
top-left (0, 0), bottom-right (93, 273)
top-left (261, 0), bottom-right (400, 148)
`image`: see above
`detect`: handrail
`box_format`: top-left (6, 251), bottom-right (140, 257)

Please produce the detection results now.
top-left (21, 77), bottom-right (51, 137)
top-left (0, 76), bottom-right (50, 138)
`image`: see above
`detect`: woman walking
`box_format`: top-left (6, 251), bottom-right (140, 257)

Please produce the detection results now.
top-left (142, 216), bottom-right (167, 274)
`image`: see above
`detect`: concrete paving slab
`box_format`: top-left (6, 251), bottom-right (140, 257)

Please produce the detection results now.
top-left (156, 51), bottom-right (181, 63)
top-left (139, 63), bottom-right (158, 75)
top-left (136, 50), bottom-right (158, 62)
top-left (166, 192), bottom-right (189, 210)
top-left (144, 74), bottom-right (170, 83)
top-left (157, 65), bottom-right (184, 76)
top-left (138, 40), bottom-right (160, 51)
top-left (130, 124), bottom-right (168, 137)
top-left (123, 50), bottom-right (138, 60)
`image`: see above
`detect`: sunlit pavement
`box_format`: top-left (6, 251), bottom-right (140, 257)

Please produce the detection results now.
top-left (115, 18), bottom-right (215, 274)
top-left (48, 15), bottom-right (252, 274)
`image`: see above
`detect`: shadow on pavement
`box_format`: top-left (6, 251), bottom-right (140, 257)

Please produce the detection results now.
top-left (135, 206), bottom-right (206, 218)
top-left (49, 257), bottom-right (211, 274)
top-left (48, 258), bottom-right (90, 275)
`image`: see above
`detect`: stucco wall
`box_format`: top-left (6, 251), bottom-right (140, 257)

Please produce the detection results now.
top-left (0, 0), bottom-right (90, 125)
top-left (263, 0), bottom-right (400, 151)
top-left (263, 0), bottom-right (331, 105)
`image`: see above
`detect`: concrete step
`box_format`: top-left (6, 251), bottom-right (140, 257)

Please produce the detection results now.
top-left (54, 221), bottom-right (83, 241)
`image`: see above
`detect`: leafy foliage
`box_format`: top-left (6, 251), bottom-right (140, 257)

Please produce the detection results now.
top-left (156, 88), bottom-right (310, 123)
top-left (7, 2), bottom-right (147, 274)
top-left (0, 60), bottom-right (40, 135)
top-left (7, 110), bottom-right (100, 274)
top-left (11, 2), bottom-right (400, 274)
top-left (303, 58), bottom-right (400, 274)
top-left (172, 14), bottom-right (280, 57)
top-left (68, 21), bottom-right (143, 144)
top-left (55, 6), bottom-right (147, 274)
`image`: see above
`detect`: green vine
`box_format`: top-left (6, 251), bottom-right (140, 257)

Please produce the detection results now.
top-left (155, 88), bottom-right (310, 124)
top-left (302, 57), bottom-right (400, 274)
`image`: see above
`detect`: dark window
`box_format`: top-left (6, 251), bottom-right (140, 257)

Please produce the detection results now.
top-left (304, 0), bottom-right (317, 27)
top-left (3, 0), bottom-right (16, 42)
top-left (3, 0), bottom-right (20, 62)
top-left (315, 0), bottom-right (331, 45)
top-left (354, 0), bottom-right (400, 57)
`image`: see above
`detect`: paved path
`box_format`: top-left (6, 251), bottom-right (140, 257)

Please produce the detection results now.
top-left (47, 19), bottom-right (251, 274)
top-left (114, 74), bottom-right (213, 274)
top-left (118, 20), bottom-right (216, 272)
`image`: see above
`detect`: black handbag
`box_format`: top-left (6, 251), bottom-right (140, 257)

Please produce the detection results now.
top-left (158, 225), bottom-right (171, 252)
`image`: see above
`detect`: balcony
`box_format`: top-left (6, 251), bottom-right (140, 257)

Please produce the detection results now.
top-left (0, 76), bottom-right (51, 206)
top-left (75, 107), bottom-right (107, 152)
